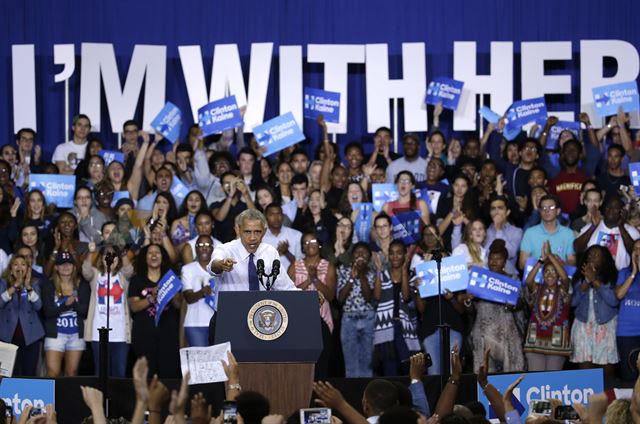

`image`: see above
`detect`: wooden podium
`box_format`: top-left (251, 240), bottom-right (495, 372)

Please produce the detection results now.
top-left (214, 291), bottom-right (323, 415)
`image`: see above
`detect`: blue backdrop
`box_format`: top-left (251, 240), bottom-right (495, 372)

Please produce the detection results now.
top-left (1, 0), bottom-right (639, 159)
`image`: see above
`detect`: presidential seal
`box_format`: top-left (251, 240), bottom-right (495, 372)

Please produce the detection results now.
top-left (247, 299), bottom-right (288, 340)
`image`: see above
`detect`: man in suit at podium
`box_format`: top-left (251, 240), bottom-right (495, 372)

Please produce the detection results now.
top-left (207, 209), bottom-right (298, 291)
top-left (207, 209), bottom-right (298, 343)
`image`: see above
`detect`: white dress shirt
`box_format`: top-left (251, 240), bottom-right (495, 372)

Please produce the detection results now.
top-left (262, 226), bottom-right (303, 271)
top-left (207, 239), bottom-right (297, 291)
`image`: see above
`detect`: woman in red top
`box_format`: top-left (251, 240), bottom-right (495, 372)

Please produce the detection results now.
top-left (382, 170), bottom-right (430, 225)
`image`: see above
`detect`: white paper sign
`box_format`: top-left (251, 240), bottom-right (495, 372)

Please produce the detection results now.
top-left (0, 341), bottom-right (18, 377)
top-left (179, 342), bottom-right (231, 385)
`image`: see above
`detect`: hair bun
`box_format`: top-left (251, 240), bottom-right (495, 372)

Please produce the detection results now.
top-left (489, 238), bottom-right (507, 253)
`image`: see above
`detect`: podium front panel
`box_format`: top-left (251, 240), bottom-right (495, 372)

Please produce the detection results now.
top-left (214, 291), bottom-right (323, 362)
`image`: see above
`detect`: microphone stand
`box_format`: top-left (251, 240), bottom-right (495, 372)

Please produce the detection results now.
top-left (98, 252), bottom-right (115, 416)
top-left (432, 248), bottom-right (450, 391)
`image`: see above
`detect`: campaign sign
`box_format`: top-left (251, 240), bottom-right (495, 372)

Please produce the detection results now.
top-left (523, 257), bottom-right (576, 284)
top-left (98, 149), bottom-right (125, 166)
top-left (304, 87), bottom-right (341, 123)
top-left (110, 191), bottom-right (130, 208)
top-left (0, 378), bottom-right (55, 419)
top-left (630, 162), bottom-right (640, 195)
top-left (503, 125), bottom-right (522, 141)
top-left (415, 255), bottom-right (468, 298)
top-left (546, 121), bottom-right (581, 150)
top-left (155, 270), bottom-right (183, 326)
top-left (467, 266), bottom-right (520, 306)
top-left (391, 211), bottom-right (422, 244)
top-left (504, 97), bottom-right (547, 134)
top-left (353, 202), bottom-right (373, 243)
top-left (29, 174), bottom-right (75, 209)
top-left (170, 176), bottom-right (190, 207)
top-left (204, 277), bottom-right (217, 311)
top-left (151, 101), bottom-right (183, 143)
top-left (425, 77), bottom-right (464, 110)
top-left (253, 112), bottom-right (305, 157)
top-left (371, 184), bottom-right (398, 212)
top-left (478, 106), bottom-right (501, 124)
top-left (592, 81), bottom-right (640, 117)
top-left (198, 96), bottom-right (243, 137)
top-left (413, 188), bottom-right (434, 213)
top-left (477, 369), bottom-right (603, 421)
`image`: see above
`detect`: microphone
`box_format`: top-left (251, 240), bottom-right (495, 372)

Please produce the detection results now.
top-left (257, 259), bottom-right (265, 277)
top-left (271, 260), bottom-right (280, 278)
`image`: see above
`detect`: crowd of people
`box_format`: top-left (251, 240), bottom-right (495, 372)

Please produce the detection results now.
top-left (1, 101), bottom-right (640, 385)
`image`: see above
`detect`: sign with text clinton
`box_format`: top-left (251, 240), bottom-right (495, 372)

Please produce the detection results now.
top-left (467, 266), bottom-right (520, 306)
top-left (391, 211), bottom-right (422, 244)
top-left (425, 77), bottom-right (464, 110)
top-left (151, 101), bottom-right (182, 143)
top-left (198, 95), bottom-right (243, 136)
top-left (29, 174), bottom-right (75, 209)
top-left (372, 184), bottom-right (398, 213)
top-left (253, 112), bottom-right (305, 157)
top-left (415, 255), bottom-right (468, 298)
top-left (304, 87), bottom-right (340, 123)
top-left (170, 176), bottom-right (189, 207)
top-left (547, 120), bottom-right (581, 150)
top-left (523, 257), bottom-right (576, 284)
top-left (0, 378), bottom-right (55, 419)
top-left (504, 97), bottom-right (547, 134)
top-left (592, 81), bottom-right (640, 117)
top-left (477, 369), bottom-right (603, 421)
top-left (352, 202), bottom-right (373, 243)
top-left (155, 270), bottom-right (183, 326)
top-left (630, 162), bottom-right (640, 195)
top-left (98, 149), bottom-right (125, 166)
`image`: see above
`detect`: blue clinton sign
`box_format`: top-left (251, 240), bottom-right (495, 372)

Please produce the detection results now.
top-left (425, 77), bottom-right (464, 110)
top-left (467, 266), bottom-right (520, 306)
top-left (415, 255), bottom-right (468, 298)
top-left (155, 270), bottom-right (183, 326)
top-left (304, 87), bottom-right (340, 123)
top-left (505, 97), bottom-right (547, 133)
top-left (0, 378), bottom-right (55, 419)
top-left (253, 112), bottom-right (305, 157)
top-left (198, 95), bottom-right (243, 136)
top-left (151, 102), bottom-right (183, 143)
top-left (29, 174), bottom-right (76, 209)
top-left (592, 81), bottom-right (640, 117)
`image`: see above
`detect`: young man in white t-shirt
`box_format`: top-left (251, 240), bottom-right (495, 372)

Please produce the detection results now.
top-left (52, 114), bottom-right (91, 174)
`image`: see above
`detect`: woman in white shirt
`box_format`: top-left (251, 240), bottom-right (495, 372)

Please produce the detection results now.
top-left (452, 218), bottom-right (487, 268)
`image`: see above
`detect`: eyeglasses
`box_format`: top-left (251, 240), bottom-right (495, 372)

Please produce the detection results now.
top-left (397, 178), bottom-right (412, 184)
top-left (90, 162), bottom-right (104, 168)
top-left (98, 191), bottom-right (114, 197)
top-left (375, 224), bottom-right (390, 229)
top-left (196, 242), bottom-right (212, 247)
top-left (541, 205), bottom-right (557, 211)
top-left (523, 146), bottom-right (537, 152)
top-left (304, 239), bottom-right (319, 246)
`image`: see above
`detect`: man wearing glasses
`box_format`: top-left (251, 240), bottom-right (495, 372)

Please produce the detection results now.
top-left (181, 234), bottom-right (218, 346)
top-left (519, 194), bottom-right (576, 270)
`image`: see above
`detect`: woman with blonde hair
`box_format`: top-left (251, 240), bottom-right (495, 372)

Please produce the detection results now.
top-left (452, 218), bottom-right (487, 268)
top-left (41, 250), bottom-right (90, 377)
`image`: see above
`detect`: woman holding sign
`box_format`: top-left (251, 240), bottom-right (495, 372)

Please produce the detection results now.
top-left (128, 244), bottom-right (181, 377)
top-left (468, 239), bottom-right (525, 373)
top-left (41, 250), bottom-right (90, 377)
top-left (523, 241), bottom-right (572, 371)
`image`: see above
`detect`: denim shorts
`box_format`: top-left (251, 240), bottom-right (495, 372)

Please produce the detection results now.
top-left (44, 333), bottom-right (86, 352)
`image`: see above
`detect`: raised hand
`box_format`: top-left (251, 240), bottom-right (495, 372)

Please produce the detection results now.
top-left (132, 357), bottom-right (150, 402)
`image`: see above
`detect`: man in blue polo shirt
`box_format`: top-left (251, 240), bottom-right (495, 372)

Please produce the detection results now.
top-left (518, 194), bottom-right (576, 270)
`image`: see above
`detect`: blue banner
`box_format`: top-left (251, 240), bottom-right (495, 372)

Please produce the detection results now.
top-left (151, 101), bottom-right (183, 143)
top-left (505, 97), bottom-right (548, 134)
top-left (204, 277), bottom-right (217, 311)
top-left (304, 87), bottom-right (341, 123)
top-left (352, 202), bottom-right (373, 243)
top-left (155, 270), bottom-right (183, 326)
top-left (98, 149), bottom-right (125, 166)
top-left (198, 95), bottom-right (243, 136)
top-left (477, 369), bottom-right (603, 419)
top-left (478, 106), bottom-right (501, 124)
top-left (170, 176), bottom-right (189, 207)
top-left (630, 162), bottom-right (640, 196)
top-left (413, 188), bottom-right (433, 213)
top-left (467, 266), bottom-right (520, 305)
top-left (29, 174), bottom-right (76, 209)
top-left (110, 190), bottom-right (130, 207)
top-left (546, 120), bottom-right (581, 150)
top-left (522, 257), bottom-right (577, 284)
top-left (253, 112), bottom-right (305, 157)
top-left (0, 378), bottom-right (55, 418)
top-left (425, 77), bottom-right (464, 110)
top-left (415, 255), bottom-right (468, 298)
top-left (592, 81), bottom-right (640, 117)
top-left (391, 211), bottom-right (422, 244)
top-left (371, 183), bottom-right (398, 213)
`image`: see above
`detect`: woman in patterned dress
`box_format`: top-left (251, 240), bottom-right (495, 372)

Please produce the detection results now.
top-left (523, 240), bottom-right (572, 371)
